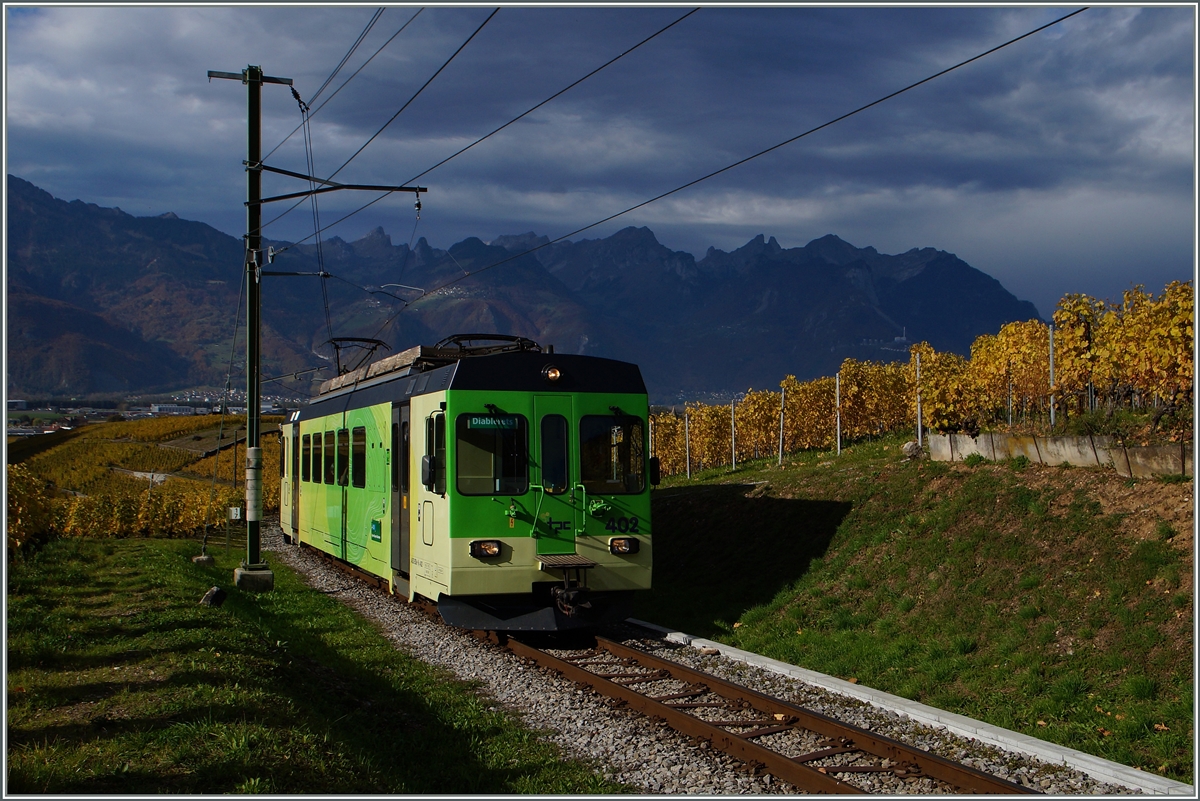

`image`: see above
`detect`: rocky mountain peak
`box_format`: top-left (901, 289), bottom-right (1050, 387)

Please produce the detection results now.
top-left (802, 233), bottom-right (875, 266)
top-left (700, 233), bottom-right (784, 274)
top-left (492, 231), bottom-right (551, 253)
top-left (6, 175), bottom-right (1043, 401)
top-left (356, 226), bottom-right (393, 246)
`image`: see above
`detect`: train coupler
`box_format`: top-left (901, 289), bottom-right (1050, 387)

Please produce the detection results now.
top-left (551, 585), bottom-right (593, 617)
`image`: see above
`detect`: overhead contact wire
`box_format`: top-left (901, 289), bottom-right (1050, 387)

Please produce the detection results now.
top-left (326, 7), bottom-right (500, 183)
top-left (262, 7), bottom-right (423, 164)
top-left (259, 7), bottom-right (491, 243)
top-left (404, 7), bottom-right (700, 185)
top-left (367, 6), bottom-right (1090, 337)
top-left (268, 7), bottom-right (694, 254)
top-left (301, 105), bottom-right (336, 348)
top-left (310, 8), bottom-right (385, 105)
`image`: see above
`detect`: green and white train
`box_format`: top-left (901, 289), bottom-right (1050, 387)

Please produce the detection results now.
top-left (279, 335), bottom-right (656, 631)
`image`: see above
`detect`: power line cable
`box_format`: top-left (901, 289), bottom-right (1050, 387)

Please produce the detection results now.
top-left (310, 8), bottom-right (385, 106)
top-left (404, 7), bottom-right (699, 185)
top-left (266, 8), bottom-right (694, 253)
top-left (325, 7), bottom-right (500, 184)
top-left (274, 191), bottom-right (396, 257)
top-left (262, 8), bottom-right (424, 164)
top-left (299, 100), bottom-right (337, 348)
top-left (365, 6), bottom-right (1090, 338)
top-left (258, 7), bottom-right (492, 241)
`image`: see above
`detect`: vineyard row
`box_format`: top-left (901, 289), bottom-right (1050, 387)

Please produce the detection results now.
top-left (650, 282), bottom-right (1193, 477)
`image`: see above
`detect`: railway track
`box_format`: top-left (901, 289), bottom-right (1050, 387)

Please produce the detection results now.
top-left (277, 533), bottom-right (1134, 794)
top-left (505, 634), bottom-right (1035, 795)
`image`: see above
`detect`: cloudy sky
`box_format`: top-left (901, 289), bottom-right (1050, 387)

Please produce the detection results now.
top-left (5, 4), bottom-right (1195, 317)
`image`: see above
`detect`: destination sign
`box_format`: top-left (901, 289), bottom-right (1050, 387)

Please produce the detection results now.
top-left (468, 415), bottom-right (519, 429)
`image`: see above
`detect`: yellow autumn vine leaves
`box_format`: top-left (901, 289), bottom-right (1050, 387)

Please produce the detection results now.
top-left (651, 282), bottom-right (1192, 475)
top-left (7, 415), bottom-right (283, 549)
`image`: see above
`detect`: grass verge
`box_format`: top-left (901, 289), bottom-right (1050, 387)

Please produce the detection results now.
top-left (638, 435), bottom-right (1193, 784)
top-left (6, 538), bottom-right (627, 794)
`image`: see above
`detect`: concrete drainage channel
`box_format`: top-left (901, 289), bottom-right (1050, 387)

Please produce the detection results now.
top-left (631, 619), bottom-right (1193, 796)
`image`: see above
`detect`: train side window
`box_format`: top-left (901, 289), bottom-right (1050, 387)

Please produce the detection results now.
top-left (580, 415), bottom-right (645, 495)
top-left (311, 433), bottom-right (321, 483)
top-left (280, 436), bottom-right (287, 478)
top-left (541, 415), bottom-right (569, 494)
top-left (315, 435), bottom-right (322, 483)
top-left (301, 434), bottom-right (311, 483)
top-left (435, 415), bottom-right (446, 495)
top-left (402, 421), bottom-right (410, 491)
top-left (391, 422), bottom-right (399, 492)
top-left (324, 431), bottom-right (336, 484)
top-left (426, 413), bottom-right (446, 495)
top-left (351, 426), bottom-right (366, 488)
top-left (456, 414), bottom-right (528, 495)
top-left (337, 428), bottom-right (350, 487)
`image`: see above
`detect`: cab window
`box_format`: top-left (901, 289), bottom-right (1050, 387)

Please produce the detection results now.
top-left (540, 415), bottom-right (569, 494)
top-left (580, 415), bottom-right (644, 494)
top-left (456, 414), bottom-right (528, 495)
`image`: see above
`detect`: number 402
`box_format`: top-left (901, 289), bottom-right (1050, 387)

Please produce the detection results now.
top-left (604, 516), bottom-right (639, 533)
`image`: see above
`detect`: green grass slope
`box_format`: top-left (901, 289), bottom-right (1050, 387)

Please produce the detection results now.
top-left (6, 539), bottom-right (627, 794)
top-left (638, 436), bottom-right (1193, 783)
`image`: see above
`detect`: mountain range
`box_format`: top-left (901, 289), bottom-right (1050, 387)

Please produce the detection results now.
top-left (6, 175), bottom-right (1040, 403)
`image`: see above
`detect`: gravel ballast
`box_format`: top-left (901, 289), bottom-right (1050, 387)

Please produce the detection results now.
top-left (264, 524), bottom-right (1135, 795)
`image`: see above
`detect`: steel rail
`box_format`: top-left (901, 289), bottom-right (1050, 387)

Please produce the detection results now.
top-left (505, 635), bottom-right (1037, 795)
top-left (279, 540), bottom-right (1033, 793)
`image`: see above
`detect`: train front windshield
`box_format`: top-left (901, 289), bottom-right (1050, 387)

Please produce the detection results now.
top-left (580, 415), bottom-right (644, 495)
top-left (456, 414), bottom-right (529, 495)
top-left (453, 412), bottom-right (647, 496)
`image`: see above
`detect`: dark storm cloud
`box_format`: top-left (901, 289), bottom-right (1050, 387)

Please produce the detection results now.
top-left (5, 5), bottom-right (1194, 317)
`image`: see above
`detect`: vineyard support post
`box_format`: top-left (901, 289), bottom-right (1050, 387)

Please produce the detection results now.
top-left (1049, 323), bottom-right (1056, 430)
top-left (915, 353), bottom-right (923, 447)
top-left (1008, 365), bottom-right (1013, 427)
top-left (835, 371), bottom-right (842, 456)
top-left (684, 409), bottom-right (691, 480)
top-left (731, 399), bottom-right (736, 469)
top-left (146, 472), bottom-right (154, 523)
top-left (778, 384), bottom-right (785, 466)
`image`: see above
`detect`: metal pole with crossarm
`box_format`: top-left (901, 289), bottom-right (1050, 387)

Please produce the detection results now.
top-left (208, 65), bottom-right (292, 590)
top-left (208, 66), bottom-right (426, 591)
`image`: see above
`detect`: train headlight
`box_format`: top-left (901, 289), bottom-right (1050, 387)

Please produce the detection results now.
top-left (469, 540), bottom-right (502, 558)
top-left (608, 537), bottom-right (640, 555)
top-left (542, 365), bottom-right (562, 382)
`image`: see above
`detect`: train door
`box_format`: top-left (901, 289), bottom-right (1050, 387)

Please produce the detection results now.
top-left (391, 403), bottom-right (410, 579)
top-left (533, 395), bottom-right (577, 555)
top-left (343, 422), bottom-right (372, 568)
top-left (337, 426), bottom-right (349, 560)
top-left (421, 409), bottom-right (445, 547)
top-left (278, 425), bottom-right (291, 537)
top-left (290, 425), bottom-right (300, 534)
top-left (320, 427), bottom-right (345, 559)
top-left (410, 399), bottom-right (449, 601)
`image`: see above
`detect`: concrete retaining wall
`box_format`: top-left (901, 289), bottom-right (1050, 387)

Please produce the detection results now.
top-left (927, 433), bottom-right (1192, 478)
